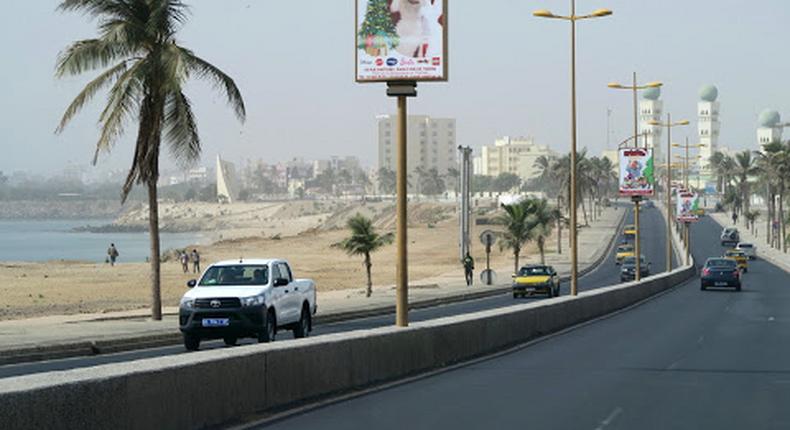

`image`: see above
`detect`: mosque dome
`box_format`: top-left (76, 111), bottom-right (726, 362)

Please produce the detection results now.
top-left (642, 86), bottom-right (661, 101)
top-left (758, 109), bottom-right (781, 128)
top-left (699, 85), bottom-right (719, 102)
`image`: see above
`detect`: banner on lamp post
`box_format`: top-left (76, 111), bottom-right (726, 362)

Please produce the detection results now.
top-left (356, 0), bottom-right (448, 82)
top-left (677, 192), bottom-right (700, 222)
top-left (619, 148), bottom-right (655, 197)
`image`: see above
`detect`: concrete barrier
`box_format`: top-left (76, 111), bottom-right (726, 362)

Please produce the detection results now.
top-left (0, 264), bottom-right (695, 430)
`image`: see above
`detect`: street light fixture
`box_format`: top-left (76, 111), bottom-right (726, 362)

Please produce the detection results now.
top-left (534, 0), bottom-right (612, 296)
top-left (608, 73), bottom-right (663, 281)
top-left (649, 115), bottom-right (690, 272)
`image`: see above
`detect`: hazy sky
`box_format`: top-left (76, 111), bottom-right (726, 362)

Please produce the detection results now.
top-left (2, 0), bottom-right (790, 178)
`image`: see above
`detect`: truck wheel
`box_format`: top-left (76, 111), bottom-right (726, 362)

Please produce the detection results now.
top-left (184, 334), bottom-right (200, 351)
top-left (258, 310), bottom-right (276, 343)
top-left (293, 307), bottom-right (311, 339)
top-left (223, 336), bottom-right (237, 346)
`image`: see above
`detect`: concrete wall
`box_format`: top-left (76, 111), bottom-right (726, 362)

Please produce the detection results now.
top-left (0, 266), bottom-right (695, 430)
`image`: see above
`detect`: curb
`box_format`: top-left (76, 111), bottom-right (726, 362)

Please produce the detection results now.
top-left (0, 210), bottom-right (627, 368)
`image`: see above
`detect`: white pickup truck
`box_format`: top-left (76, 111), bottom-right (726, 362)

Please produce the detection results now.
top-left (179, 259), bottom-right (316, 351)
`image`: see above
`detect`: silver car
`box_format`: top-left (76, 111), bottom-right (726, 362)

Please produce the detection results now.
top-left (736, 242), bottom-right (757, 260)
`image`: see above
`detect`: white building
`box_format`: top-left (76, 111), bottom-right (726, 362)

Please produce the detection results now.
top-left (216, 155), bottom-right (239, 204)
top-left (639, 87), bottom-right (663, 158)
top-left (757, 109), bottom-right (783, 149)
top-left (479, 136), bottom-right (556, 181)
top-left (377, 115), bottom-right (456, 191)
top-left (697, 85), bottom-right (721, 175)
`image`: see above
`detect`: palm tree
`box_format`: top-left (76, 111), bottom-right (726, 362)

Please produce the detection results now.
top-left (498, 200), bottom-right (534, 274)
top-left (744, 209), bottom-right (760, 235)
top-left (55, 0), bottom-right (246, 320)
top-left (733, 150), bottom-right (758, 219)
top-left (709, 151), bottom-right (726, 193)
top-left (526, 198), bottom-right (557, 264)
top-left (333, 214), bottom-right (394, 297)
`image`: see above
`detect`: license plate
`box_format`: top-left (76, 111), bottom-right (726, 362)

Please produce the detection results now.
top-left (201, 318), bottom-right (229, 327)
top-left (714, 282), bottom-right (728, 287)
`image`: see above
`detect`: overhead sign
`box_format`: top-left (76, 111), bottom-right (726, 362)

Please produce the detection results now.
top-left (356, 0), bottom-right (448, 82)
top-left (619, 148), bottom-right (655, 196)
top-left (677, 192), bottom-right (700, 222)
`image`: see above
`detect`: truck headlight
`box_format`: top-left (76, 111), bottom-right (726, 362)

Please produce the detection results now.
top-left (241, 295), bottom-right (265, 307)
top-left (180, 298), bottom-right (195, 309)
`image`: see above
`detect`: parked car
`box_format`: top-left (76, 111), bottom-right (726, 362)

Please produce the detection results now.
top-left (512, 265), bottom-right (560, 298)
top-left (724, 249), bottom-right (749, 273)
top-left (701, 258), bottom-right (741, 291)
top-left (620, 255), bottom-right (650, 282)
top-left (615, 243), bottom-right (635, 265)
top-left (736, 242), bottom-right (757, 260)
top-left (179, 259), bottom-right (317, 351)
top-left (720, 227), bottom-right (740, 246)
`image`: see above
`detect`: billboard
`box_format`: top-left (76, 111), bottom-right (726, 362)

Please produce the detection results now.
top-left (619, 148), bottom-right (655, 196)
top-left (356, 0), bottom-right (447, 82)
top-left (677, 192), bottom-right (700, 222)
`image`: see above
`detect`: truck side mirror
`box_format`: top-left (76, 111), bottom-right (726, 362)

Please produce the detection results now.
top-left (274, 278), bottom-right (289, 287)
top-left (187, 279), bottom-right (197, 288)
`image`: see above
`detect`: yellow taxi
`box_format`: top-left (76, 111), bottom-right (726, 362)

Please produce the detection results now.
top-left (724, 249), bottom-right (748, 273)
top-left (512, 265), bottom-right (560, 298)
top-left (616, 243), bottom-right (635, 265)
top-left (623, 224), bottom-right (636, 238)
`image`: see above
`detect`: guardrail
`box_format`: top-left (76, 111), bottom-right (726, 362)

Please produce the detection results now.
top-left (0, 254), bottom-right (695, 430)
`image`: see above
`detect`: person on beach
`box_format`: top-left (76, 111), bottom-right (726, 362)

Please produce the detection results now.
top-left (180, 251), bottom-right (189, 273)
top-left (463, 252), bottom-right (475, 286)
top-left (191, 249), bottom-right (201, 273)
top-left (107, 244), bottom-right (119, 266)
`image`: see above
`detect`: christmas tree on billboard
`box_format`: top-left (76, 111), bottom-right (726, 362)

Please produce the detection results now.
top-left (643, 154), bottom-right (655, 187)
top-left (358, 0), bottom-right (399, 56)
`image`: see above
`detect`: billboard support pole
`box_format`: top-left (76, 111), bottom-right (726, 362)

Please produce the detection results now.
top-left (632, 195), bottom-right (642, 281)
top-left (685, 222), bottom-right (691, 265)
top-left (387, 81), bottom-right (417, 327)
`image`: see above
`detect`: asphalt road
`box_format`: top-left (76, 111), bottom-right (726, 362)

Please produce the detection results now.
top-left (260, 215), bottom-right (790, 430)
top-left (0, 206), bottom-right (667, 379)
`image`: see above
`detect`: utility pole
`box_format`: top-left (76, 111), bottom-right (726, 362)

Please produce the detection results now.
top-left (458, 146), bottom-right (473, 261)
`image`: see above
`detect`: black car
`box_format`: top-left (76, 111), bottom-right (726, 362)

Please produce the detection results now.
top-left (701, 258), bottom-right (741, 291)
top-left (620, 255), bottom-right (650, 282)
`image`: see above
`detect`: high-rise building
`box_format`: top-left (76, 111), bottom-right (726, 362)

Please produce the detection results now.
top-left (479, 136), bottom-right (556, 182)
top-left (377, 115), bottom-right (456, 191)
top-left (639, 86), bottom-right (663, 158)
top-left (757, 109), bottom-right (783, 149)
top-left (697, 85), bottom-right (720, 175)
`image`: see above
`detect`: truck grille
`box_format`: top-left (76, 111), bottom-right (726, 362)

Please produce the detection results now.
top-left (195, 298), bottom-right (241, 309)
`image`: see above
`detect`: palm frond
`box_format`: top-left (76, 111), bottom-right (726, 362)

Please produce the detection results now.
top-left (55, 38), bottom-right (131, 77)
top-left (181, 48), bottom-right (246, 121)
top-left (94, 60), bottom-right (145, 164)
top-left (56, 60), bottom-right (130, 134)
top-left (164, 91), bottom-right (200, 166)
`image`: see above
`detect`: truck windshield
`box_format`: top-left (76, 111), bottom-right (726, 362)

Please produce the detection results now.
top-left (199, 265), bottom-right (269, 286)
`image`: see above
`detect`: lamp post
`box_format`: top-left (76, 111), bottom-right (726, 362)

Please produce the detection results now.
top-left (608, 74), bottom-right (662, 281)
top-left (534, 2), bottom-right (612, 296)
top-left (672, 139), bottom-right (706, 265)
top-left (649, 115), bottom-right (689, 272)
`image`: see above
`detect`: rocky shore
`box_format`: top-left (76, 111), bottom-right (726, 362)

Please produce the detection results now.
top-left (0, 200), bottom-right (125, 220)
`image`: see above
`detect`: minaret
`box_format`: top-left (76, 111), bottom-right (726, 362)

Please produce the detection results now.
top-left (757, 109), bottom-right (782, 149)
top-left (638, 86), bottom-right (663, 158)
top-left (697, 84), bottom-right (720, 176)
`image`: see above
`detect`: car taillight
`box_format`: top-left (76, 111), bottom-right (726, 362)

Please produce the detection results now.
top-left (702, 268), bottom-right (711, 276)
top-left (733, 270), bottom-right (740, 279)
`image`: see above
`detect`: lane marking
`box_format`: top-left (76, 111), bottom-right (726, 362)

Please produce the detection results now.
top-left (595, 407), bottom-right (623, 430)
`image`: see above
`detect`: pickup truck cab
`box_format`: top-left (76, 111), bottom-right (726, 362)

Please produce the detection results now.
top-left (179, 259), bottom-right (316, 351)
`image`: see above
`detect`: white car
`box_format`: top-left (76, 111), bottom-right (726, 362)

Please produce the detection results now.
top-left (179, 259), bottom-right (316, 351)
top-left (736, 242), bottom-right (757, 260)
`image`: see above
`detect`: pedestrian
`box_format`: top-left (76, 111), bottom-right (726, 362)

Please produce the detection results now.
top-left (107, 243), bottom-right (119, 266)
top-left (732, 212), bottom-right (738, 225)
top-left (463, 252), bottom-right (475, 286)
top-left (180, 251), bottom-right (189, 273)
top-left (191, 249), bottom-right (201, 273)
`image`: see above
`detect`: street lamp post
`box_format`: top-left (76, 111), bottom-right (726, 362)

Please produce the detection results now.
top-left (608, 74), bottom-right (662, 281)
top-left (649, 115), bottom-right (690, 272)
top-left (534, 2), bottom-right (612, 296)
top-left (672, 139), bottom-right (706, 266)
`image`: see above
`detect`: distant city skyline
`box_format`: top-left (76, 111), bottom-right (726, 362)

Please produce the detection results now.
top-left (2, 1), bottom-right (790, 179)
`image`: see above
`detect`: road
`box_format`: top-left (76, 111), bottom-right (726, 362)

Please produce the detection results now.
top-left (0, 206), bottom-right (669, 379)
top-left (260, 215), bottom-right (790, 430)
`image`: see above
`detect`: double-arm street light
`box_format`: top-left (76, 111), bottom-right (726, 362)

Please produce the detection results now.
top-left (672, 139), bottom-right (707, 265)
top-left (649, 115), bottom-right (690, 272)
top-left (534, 1), bottom-right (612, 296)
top-left (608, 74), bottom-right (662, 281)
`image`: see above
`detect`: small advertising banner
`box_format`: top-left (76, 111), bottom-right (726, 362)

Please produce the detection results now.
top-left (677, 192), bottom-right (700, 222)
top-left (356, 0), bottom-right (448, 82)
top-left (619, 148), bottom-right (655, 196)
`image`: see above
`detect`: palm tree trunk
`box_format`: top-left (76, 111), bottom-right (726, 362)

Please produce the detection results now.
top-left (781, 189), bottom-right (786, 252)
top-left (364, 252), bottom-right (373, 297)
top-left (767, 188), bottom-right (773, 246)
top-left (580, 192), bottom-right (589, 226)
top-left (538, 237), bottom-right (545, 265)
top-left (556, 195), bottom-right (562, 255)
top-left (148, 179), bottom-right (162, 320)
top-left (514, 249), bottom-right (520, 275)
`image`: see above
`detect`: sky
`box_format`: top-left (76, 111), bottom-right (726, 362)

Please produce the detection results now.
top-left (2, 0), bottom-right (790, 179)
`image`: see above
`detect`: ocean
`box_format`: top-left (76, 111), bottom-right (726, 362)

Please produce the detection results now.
top-left (0, 219), bottom-right (202, 263)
